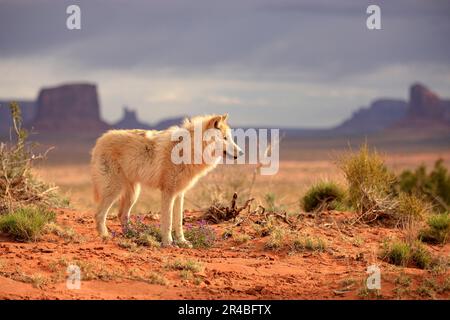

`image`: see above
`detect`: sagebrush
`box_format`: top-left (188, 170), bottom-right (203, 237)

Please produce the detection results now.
top-left (0, 102), bottom-right (65, 213)
top-left (338, 143), bottom-right (396, 221)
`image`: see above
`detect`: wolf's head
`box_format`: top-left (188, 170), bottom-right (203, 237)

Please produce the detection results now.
top-left (180, 114), bottom-right (243, 163)
top-left (206, 114), bottom-right (243, 160)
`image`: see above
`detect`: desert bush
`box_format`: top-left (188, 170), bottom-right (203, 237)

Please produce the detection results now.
top-left (380, 240), bottom-right (411, 267)
top-left (0, 102), bottom-right (66, 213)
top-left (395, 193), bottom-right (430, 227)
top-left (419, 213), bottom-right (450, 244)
top-left (338, 143), bottom-right (396, 221)
top-left (380, 239), bottom-right (432, 269)
top-left (185, 220), bottom-right (216, 248)
top-left (396, 159), bottom-right (450, 213)
top-left (410, 242), bottom-right (432, 269)
top-left (338, 143), bottom-right (432, 226)
top-left (0, 206), bottom-right (55, 241)
top-left (301, 181), bottom-right (345, 212)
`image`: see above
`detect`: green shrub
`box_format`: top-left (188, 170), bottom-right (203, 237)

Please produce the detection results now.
top-left (419, 213), bottom-right (450, 244)
top-left (338, 143), bottom-right (396, 219)
top-left (0, 206), bottom-right (55, 241)
top-left (380, 240), bottom-right (432, 269)
top-left (381, 240), bottom-right (411, 267)
top-left (396, 159), bottom-right (450, 213)
top-left (301, 181), bottom-right (346, 212)
top-left (410, 242), bottom-right (432, 269)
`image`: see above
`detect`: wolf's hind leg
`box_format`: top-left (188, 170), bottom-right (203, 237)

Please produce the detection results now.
top-left (118, 183), bottom-right (141, 228)
top-left (95, 184), bottom-right (121, 237)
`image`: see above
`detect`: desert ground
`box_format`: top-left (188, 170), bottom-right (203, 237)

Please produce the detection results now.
top-left (0, 138), bottom-right (449, 300)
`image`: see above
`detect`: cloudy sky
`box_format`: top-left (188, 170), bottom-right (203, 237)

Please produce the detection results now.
top-left (1, 0), bottom-right (450, 127)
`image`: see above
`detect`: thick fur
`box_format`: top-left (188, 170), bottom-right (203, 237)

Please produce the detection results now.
top-left (90, 114), bottom-right (239, 246)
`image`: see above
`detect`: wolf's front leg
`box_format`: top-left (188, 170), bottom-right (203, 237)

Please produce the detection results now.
top-left (173, 193), bottom-right (192, 248)
top-left (160, 191), bottom-right (175, 247)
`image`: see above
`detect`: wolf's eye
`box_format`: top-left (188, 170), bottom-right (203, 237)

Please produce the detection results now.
top-left (224, 136), bottom-right (227, 140)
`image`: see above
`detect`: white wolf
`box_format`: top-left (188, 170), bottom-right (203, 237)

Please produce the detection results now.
top-left (90, 114), bottom-right (242, 247)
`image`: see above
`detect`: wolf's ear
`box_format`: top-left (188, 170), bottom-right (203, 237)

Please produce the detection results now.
top-left (207, 115), bottom-right (222, 129)
top-left (222, 113), bottom-right (228, 122)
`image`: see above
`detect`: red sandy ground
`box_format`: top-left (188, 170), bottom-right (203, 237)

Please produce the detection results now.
top-left (0, 209), bottom-right (448, 300)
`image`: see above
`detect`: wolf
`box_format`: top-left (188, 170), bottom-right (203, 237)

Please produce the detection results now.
top-left (90, 114), bottom-right (242, 247)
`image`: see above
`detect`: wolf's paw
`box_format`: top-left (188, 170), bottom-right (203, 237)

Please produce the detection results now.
top-left (174, 239), bottom-right (193, 249)
top-left (97, 228), bottom-right (110, 240)
top-left (161, 240), bottom-right (175, 248)
top-left (100, 233), bottom-right (111, 242)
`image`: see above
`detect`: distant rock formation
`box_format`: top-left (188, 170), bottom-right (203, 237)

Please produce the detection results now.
top-left (112, 106), bottom-right (185, 130)
top-left (113, 106), bottom-right (152, 129)
top-left (2, 82), bottom-right (447, 139)
top-left (333, 99), bottom-right (407, 135)
top-left (407, 83), bottom-right (450, 121)
top-left (31, 83), bottom-right (110, 133)
top-left (392, 83), bottom-right (450, 130)
top-left (333, 83), bottom-right (450, 136)
top-left (0, 100), bottom-right (36, 134)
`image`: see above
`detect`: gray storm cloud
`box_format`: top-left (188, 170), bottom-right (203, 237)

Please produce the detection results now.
top-left (0, 0), bottom-right (449, 127)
